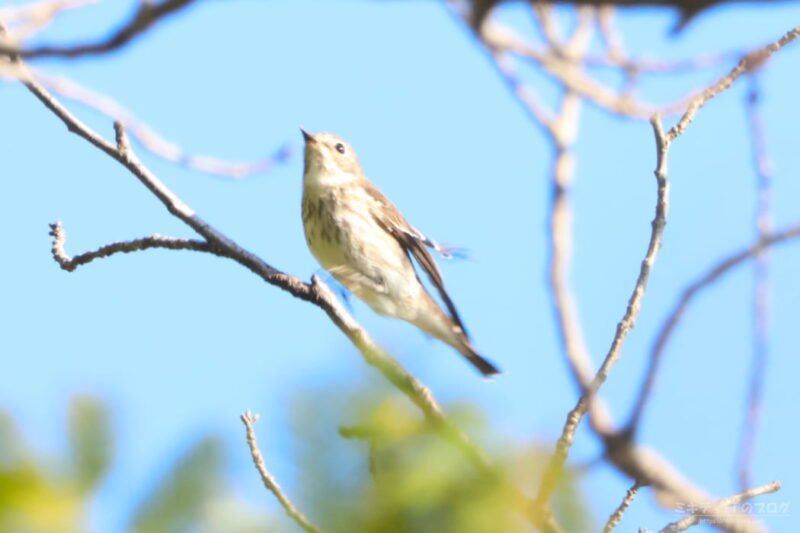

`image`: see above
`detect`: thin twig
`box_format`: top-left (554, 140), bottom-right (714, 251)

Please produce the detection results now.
top-left (535, 114), bottom-right (670, 510)
top-left (0, 0), bottom-right (200, 59)
top-left (49, 221), bottom-right (211, 272)
top-left (625, 223), bottom-right (800, 434)
top-left (531, 3), bottom-right (563, 55)
top-left (657, 481), bottom-right (781, 533)
top-left (545, 93), bottom-right (594, 387)
top-left (666, 26), bottom-right (800, 142)
top-left (604, 439), bottom-right (769, 533)
top-left (603, 480), bottom-right (643, 533)
top-left (480, 20), bottom-right (657, 118)
top-left (738, 76), bottom-right (773, 492)
top-left (240, 411), bottom-right (322, 533)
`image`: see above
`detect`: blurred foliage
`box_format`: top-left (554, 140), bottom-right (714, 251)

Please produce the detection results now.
top-left (130, 437), bottom-right (223, 533)
top-left (0, 396), bottom-right (275, 533)
top-left (0, 386), bottom-right (592, 533)
top-left (68, 397), bottom-right (112, 493)
top-left (290, 383), bottom-right (593, 533)
top-left (0, 397), bottom-right (101, 533)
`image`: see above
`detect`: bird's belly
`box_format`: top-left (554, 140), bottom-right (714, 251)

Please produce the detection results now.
top-left (304, 210), bottom-right (421, 319)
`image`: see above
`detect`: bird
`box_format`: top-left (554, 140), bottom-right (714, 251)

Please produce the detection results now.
top-left (300, 129), bottom-right (499, 377)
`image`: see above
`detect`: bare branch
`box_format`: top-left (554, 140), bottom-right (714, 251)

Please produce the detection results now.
top-left (453, 2), bottom-right (798, 122)
top-left (618, 25), bottom-right (800, 441)
top-left (603, 480), bottom-right (643, 533)
top-left (625, 222), bottom-right (800, 434)
top-left (0, 0), bottom-right (200, 59)
top-left (480, 20), bottom-right (657, 118)
top-left (0, 0), bottom-right (96, 42)
top-left (240, 411), bottom-right (322, 533)
top-left (485, 46), bottom-right (555, 129)
top-left (49, 221), bottom-right (211, 272)
top-left (666, 26), bottom-right (800, 142)
top-left (30, 69), bottom-right (291, 177)
top-left (602, 437), bottom-right (773, 533)
top-left (468, 0), bottom-right (794, 33)
top-left (656, 481), bottom-right (781, 533)
top-left (738, 76), bottom-right (773, 492)
top-left (463, 6), bottom-right (797, 529)
top-left (536, 113), bottom-right (671, 510)
top-left (531, 3), bottom-right (563, 54)
top-left (548, 26), bottom-right (792, 491)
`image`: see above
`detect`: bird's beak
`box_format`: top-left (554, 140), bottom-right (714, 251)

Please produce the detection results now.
top-left (300, 128), bottom-right (315, 143)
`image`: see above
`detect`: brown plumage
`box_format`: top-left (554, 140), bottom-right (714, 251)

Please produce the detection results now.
top-left (301, 130), bottom-right (499, 377)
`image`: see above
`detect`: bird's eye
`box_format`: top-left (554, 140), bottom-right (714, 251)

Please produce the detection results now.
top-left (335, 143), bottom-right (346, 154)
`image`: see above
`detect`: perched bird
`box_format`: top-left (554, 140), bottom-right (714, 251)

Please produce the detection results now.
top-left (300, 129), bottom-right (499, 377)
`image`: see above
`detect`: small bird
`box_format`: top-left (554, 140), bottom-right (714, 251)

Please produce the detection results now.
top-left (301, 129), bottom-right (499, 377)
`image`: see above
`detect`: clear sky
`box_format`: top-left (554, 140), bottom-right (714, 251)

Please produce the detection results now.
top-left (2, 0), bottom-right (800, 531)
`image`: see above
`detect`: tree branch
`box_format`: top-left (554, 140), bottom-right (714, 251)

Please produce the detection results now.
top-left (603, 480), bottom-right (643, 533)
top-left (48, 221), bottom-right (211, 272)
top-left (0, 0), bottom-right (96, 42)
top-left (738, 75), bottom-right (773, 492)
top-left (666, 26), bottom-right (800, 142)
top-left (625, 222), bottom-right (800, 435)
top-left (0, 0), bottom-right (200, 59)
top-left (240, 411), bottom-right (322, 533)
top-left (656, 481), bottom-right (781, 533)
top-left (535, 113), bottom-right (671, 510)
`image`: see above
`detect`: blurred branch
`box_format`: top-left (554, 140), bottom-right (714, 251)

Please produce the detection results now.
top-left (603, 438), bottom-right (775, 533)
top-left (0, 0), bottom-right (96, 42)
top-left (451, 2), bottom-right (799, 122)
top-left (467, 0), bottom-right (794, 33)
top-left (656, 481), bottom-right (781, 533)
top-left (49, 221), bottom-right (211, 272)
top-left (0, 0), bottom-right (199, 59)
top-left (591, 4), bottom-right (733, 96)
top-left (32, 69), bottom-right (291, 177)
top-left (240, 411), bottom-right (322, 533)
top-left (496, 12), bottom-right (612, 530)
top-left (0, 2), bottom-right (272, 179)
top-left (738, 76), bottom-right (773, 492)
top-left (603, 480), bottom-right (642, 533)
top-left (625, 222), bottom-right (800, 434)
top-left (479, 18), bottom-right (658, 118)
top-left (444, 0), bottom-right (654, 118)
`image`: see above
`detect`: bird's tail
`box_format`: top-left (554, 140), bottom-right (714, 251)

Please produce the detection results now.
top-left (412, 296), bottom-right (500, 377)
top-left (456, 340), bottom-right (500, 378)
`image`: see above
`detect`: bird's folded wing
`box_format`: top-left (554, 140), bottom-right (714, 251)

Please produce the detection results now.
top-left (364, 182), bottom-right (470, 337)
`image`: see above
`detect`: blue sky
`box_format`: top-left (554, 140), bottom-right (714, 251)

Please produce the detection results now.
top-left (2, 0), bottom-right (800, 531)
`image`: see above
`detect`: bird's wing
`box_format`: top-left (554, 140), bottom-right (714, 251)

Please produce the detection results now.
top-left (364, 182), bottom-right (470, 337)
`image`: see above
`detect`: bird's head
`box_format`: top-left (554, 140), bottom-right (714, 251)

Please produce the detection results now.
top-left (301, 129), bottom-right (364, 186)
